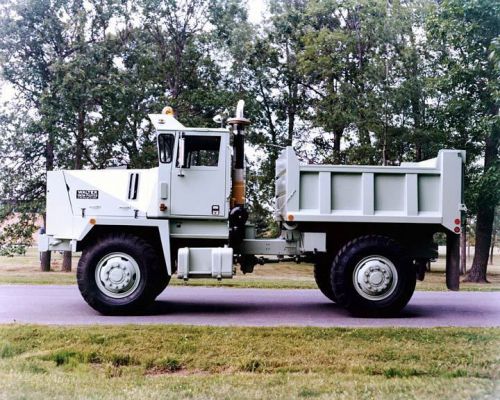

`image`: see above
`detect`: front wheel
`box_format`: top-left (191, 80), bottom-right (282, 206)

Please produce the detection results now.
top-left (331, 235), bottom-right (416, 317)
top-left (77, 233), bottom-right (166, 315)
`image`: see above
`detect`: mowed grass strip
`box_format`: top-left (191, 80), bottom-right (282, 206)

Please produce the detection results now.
top-left (0, 325), bottom-right (498, 399)
top-left (1, 248), bottom-right (499, 290)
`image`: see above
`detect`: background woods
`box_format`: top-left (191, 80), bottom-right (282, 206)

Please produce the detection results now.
top-left (0, 0), bottom-right (498, 281)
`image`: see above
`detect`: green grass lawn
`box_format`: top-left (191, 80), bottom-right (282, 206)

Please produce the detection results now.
top-left (1, 247), bottom-right (499, 291)
top-left (0, 325), bottom-right (498, 399)
top-left (1, 252), bottom-right (499, 399)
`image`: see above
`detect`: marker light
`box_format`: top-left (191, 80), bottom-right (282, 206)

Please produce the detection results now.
top-left (287, 214), bottom-right (295, 222)
top-left (89, 218), bottom-right (96, 225)
top-left (454, 218), bottom-right (461, 225)
top-left (454, 227), bottom-right (460, 233)
top-left (162, 106), bottom-right (174, 116)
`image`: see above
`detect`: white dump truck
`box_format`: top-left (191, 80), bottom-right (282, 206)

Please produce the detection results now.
top-left (39, 101), bottom-right (465, 316)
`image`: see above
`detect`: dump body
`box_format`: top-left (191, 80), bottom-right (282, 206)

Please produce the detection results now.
top-left (275, 147), bottom-right (465, 233)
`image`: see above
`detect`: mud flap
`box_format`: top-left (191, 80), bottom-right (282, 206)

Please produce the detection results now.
top-left (446, 232), bottom-right (460, 291)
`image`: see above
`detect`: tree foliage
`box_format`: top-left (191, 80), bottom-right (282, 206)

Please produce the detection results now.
top-left (0, 0), bottom-right (498, 277)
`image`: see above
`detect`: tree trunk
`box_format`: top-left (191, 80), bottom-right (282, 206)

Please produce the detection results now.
top-left (40, 135), bottom-right (55, 272)
top-left (490, 231), bottom-right (496, 265)
top-left (62, 251), bottom-right (72, 272)
top-left (460, 224), bottom-right (466, 275)
top-left (40, 251), bottom-right (51, 272)
top-left (332, 130), bottom-right (342, 164)
top-left (466, 205), bottom-right (494, 282)
top-left (465, 107), bottom-right (499, 282)
top-left (75, 108), bottom-right (85, 170)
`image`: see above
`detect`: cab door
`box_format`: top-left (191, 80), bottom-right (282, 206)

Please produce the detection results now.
top-left (170, 132), bottom-right (228, 218)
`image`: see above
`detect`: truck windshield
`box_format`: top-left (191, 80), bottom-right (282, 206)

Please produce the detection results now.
top-left (158, 134), bottom-right (174, 163)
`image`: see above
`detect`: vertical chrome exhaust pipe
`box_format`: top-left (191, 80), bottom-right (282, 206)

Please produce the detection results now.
top-left (228, 100), bottom-right (250, 208)
top-left (228, 100), bottom-right (250, 247)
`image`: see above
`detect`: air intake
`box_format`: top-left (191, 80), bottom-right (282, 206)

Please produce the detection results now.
top-left (128, 173), bottom-right (139, 200)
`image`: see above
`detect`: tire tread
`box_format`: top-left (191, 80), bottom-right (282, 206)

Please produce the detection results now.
top-left (331, 235), bottom-right (416, 316)
top-left (77, 233), bottom-right (168, 315)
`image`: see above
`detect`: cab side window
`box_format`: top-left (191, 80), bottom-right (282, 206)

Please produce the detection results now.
top-left (158, 134), bottom-right (174, 163)
top-left (178, 136), bottom-right (221, 167)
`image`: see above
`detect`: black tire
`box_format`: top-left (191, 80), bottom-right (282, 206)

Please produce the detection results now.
top-left (314, 256), bottom-right (337, 302)
top-left (77, 233), bottom-right (166, 315)
top-left (153, 273), bottom-right (171, 297)
top-left (331, 235), bottom-right (416, 317)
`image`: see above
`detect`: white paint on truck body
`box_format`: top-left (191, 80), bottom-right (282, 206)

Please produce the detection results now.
top-left (275, 147), bottom-right (465, 233)
top-left (41, 114), bottom-right (233, 277)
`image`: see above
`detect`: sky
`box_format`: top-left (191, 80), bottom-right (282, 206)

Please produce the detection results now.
top-left (247, 0), bottom-right (266, 24)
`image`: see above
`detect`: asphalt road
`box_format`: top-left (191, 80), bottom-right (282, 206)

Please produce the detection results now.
top-left (0, 285), bottom-right (499, 327)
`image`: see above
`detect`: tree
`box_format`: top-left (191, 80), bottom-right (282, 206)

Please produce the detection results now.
top-left (0, 109), bottom-right (46, 257)
top-left (0, 0), bottom-right (72, 269)
top-left (0, 0), bottom-right (252, 257)
top-left (427, 0), bottom-right (500, 282)
top-left (216, 0), bottom-right (311, 233)
top-left (299, 0), bottom-right (426, 165)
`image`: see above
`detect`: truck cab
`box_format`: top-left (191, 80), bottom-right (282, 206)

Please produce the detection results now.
top-left (148, 112), bottom-right (231, 220)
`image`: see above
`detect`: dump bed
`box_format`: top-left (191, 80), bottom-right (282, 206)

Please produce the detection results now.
top-left (274, 148), bottom-right (465, 232)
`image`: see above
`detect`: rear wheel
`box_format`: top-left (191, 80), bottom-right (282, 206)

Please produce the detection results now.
top-left (77, 233), bottom-right (167, 315)
top-left (314, 256), bottom-right (337, 302)
top-left (331, 235), bottom-right (416, 317)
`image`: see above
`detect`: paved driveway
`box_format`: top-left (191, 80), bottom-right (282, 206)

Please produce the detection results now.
top-left (1, 285), bottom-right (499, 327)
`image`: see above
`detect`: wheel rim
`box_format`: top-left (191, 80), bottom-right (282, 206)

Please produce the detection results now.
top-left (352, 255), bottom-right (398, 301)
top-left (95, 252), bottom-right (141, 299)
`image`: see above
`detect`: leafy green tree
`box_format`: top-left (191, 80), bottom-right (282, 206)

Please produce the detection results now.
top-left (426, 0), bottom-right (499, 282)
top-left (237, 0), bottom-right (312, 233)
top-left (299, 0), bottom-right (437, 166)
top-left (299, 0), bottom-right (385, 164)
top-left (0, 0), bottom-right (252, 260)
top-left (0, 109), bottom-right (46, 256)
top-left (0, 0), bottom-right (74, 268)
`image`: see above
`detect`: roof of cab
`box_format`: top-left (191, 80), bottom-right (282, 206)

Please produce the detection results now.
top-left (148, 114), bottom-right (186, 131)
top-left (149, 113), bottom-right (230, 135)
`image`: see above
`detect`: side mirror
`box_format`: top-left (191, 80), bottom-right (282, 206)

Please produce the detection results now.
top-left (177, 134), bottom-right (189, 176)
top-left (178, 135), bottom-right (186, 168)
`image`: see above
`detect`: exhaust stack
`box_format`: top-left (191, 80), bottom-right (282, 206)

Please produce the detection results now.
top-left (228, 100), bottom-right (250, 208)
top-left (227, 100), bottom-right (250, 247)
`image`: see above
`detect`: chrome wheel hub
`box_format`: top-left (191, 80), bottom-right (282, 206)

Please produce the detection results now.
top-left (353, 255), bottom-right (398, 300)
top-left (95, 252), bottom-right (140, 298)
